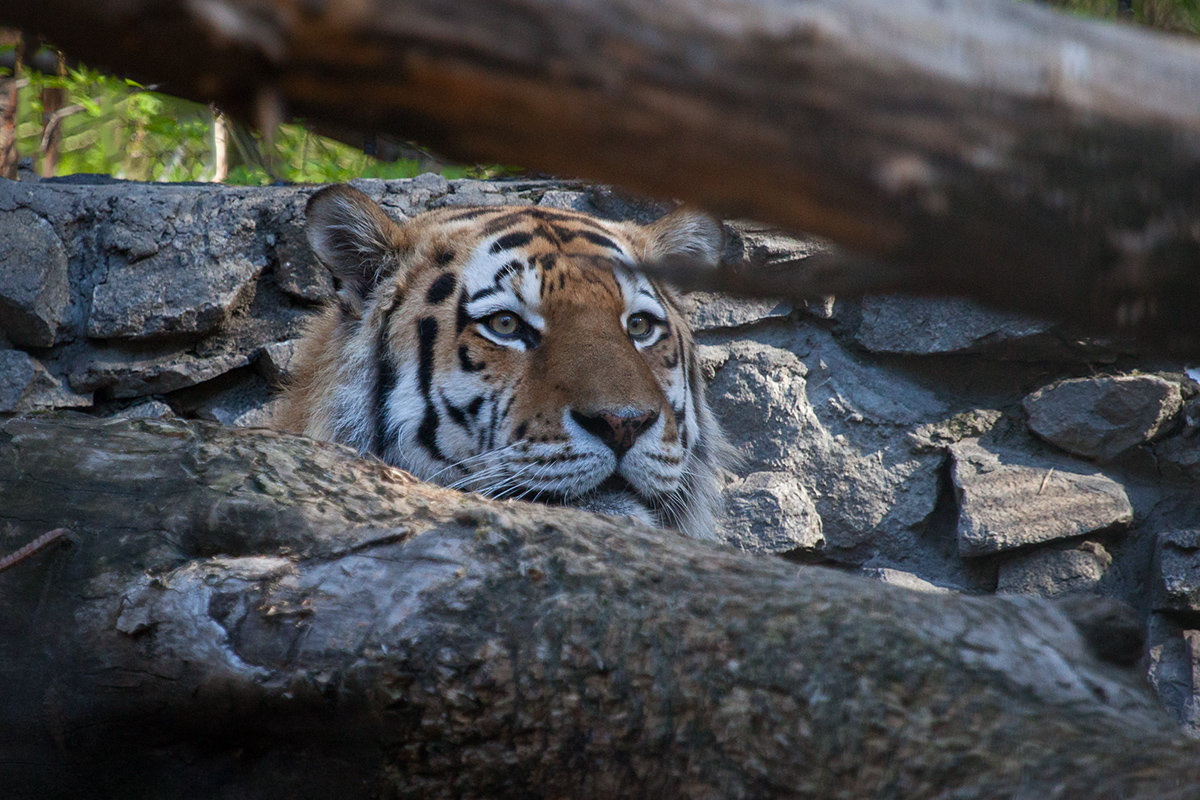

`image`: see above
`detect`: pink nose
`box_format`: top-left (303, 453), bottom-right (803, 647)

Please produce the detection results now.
top-left (570, 408), bottom-right (659, 456)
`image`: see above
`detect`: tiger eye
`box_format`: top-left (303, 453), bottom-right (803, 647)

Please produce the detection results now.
top-left (627, 312), bottom-right (655, 340)
top-left (485, 312), bottom-right (520, 336)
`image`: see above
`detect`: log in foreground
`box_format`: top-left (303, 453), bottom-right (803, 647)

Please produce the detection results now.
top-left (1, 415), bottom-right (1197, 799)
top-left (6, 0), bottom-right (1200, 348)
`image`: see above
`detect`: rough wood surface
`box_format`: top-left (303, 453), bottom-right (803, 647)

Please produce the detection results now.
top-left (6, 0), bottom-right (1200, 349)
top-left (1, 415), bottom-right (1197, 799)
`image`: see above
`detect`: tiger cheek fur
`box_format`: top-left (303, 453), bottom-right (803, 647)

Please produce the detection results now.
top-left (280, 184), bottom-right (734, 541)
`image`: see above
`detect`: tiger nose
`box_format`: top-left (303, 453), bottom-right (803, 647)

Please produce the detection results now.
top-left (570, 407), bottom-right (660, 457)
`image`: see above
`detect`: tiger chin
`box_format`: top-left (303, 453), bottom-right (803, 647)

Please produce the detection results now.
top-left (278, 184), bottom-right (734, 541)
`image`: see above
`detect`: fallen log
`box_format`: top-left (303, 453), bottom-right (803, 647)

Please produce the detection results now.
top-left (5, 0), bottom-right (1200, 348)
top-left (0, 414), bottom-right (1196, 798)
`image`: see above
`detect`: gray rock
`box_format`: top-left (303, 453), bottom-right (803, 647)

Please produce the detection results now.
top-left (255, 339), bottom-right (301, 386)
top-left (0, 350), bottom-right (91, 413)
top-left (1155, 530), bottom-right (1200, 612)
top-left (721, 471), bottom-right (824, 553)
top-left (70, 346), bottom-right (250, 398)
top-left (1147, 616), bottom-right (1200, 737)
top-left (89, 246), bottom-right (265, 340)
top-left (949, 440), bottom-right (1133, 557)
top-left (537, 190), bottom-right (592, 211)
top-left (706, 333), bottom-right (945, 550)
top-left (855, 294), bottom-right (1051, 355)
top-left (0, 207), bottom-right (70, 346)
top-left (997, 540), bottom-right (1113, 598)
top-left (1024, 374), bottom-right (1182, 462)
top-left (273, 216), bottom-right (334, 303)
top-left (107, 400), bottom-right (176, 420)
top-left (171, 372), bottom-right (281, 428)
top-left (860, 568), bottom-right (951, 594)
top-left (677, 292), bottom-right (792, 332)
top-left (705, 340), bottom-right (814, 471)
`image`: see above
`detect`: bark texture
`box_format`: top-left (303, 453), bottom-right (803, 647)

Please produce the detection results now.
top-left (1, 415), bottom-right (1197, 799)
top-left (5, 0), bottom-right (1200, 348)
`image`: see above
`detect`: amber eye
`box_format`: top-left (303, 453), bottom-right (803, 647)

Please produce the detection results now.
top-left (484, 311), bottom-right (521, 337)
top-left (626, 312), bottom-right (657, 341)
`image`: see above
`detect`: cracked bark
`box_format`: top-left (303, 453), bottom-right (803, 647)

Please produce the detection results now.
top-left (1, 415), bottom-right (1197, 798)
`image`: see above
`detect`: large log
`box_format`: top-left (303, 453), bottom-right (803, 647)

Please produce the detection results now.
top-left (0, 414), bottom-right (1197, 799)
top-left (5, 0), bottom-right (1200, 349)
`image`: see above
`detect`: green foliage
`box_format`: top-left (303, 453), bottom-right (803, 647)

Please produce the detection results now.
top-left (3, 50), bottom-right (497, 184)
top-left (1042, 0), bottom-right (1200, 34)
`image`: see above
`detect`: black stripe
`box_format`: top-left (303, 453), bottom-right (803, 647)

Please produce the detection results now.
top-left (490, 231), bottom-right (533, 253)
top-left (456, 289), bottom-right (471, 334)
top-left (459, 344), bottom-right (485, 372)
top-left (579, 230), bottom-right (620, 251)
top-left (372, 304), bottom-right (400, 456)
top-left (468, 286), bottom-right (500, 302)
top-left (467, 396), bottom-right (484, 416)
top-left (434, 247), bottom-right (456, 266)
top-left (426, 273), bottom-right (457, 304)
top-left (442, 392), bottom-right (472, 432)
top-left (416, 317), bottom-right (446, 461)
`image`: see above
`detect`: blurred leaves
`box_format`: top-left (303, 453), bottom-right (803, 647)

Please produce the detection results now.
top-left (1, 43), bottom-right (503, 184)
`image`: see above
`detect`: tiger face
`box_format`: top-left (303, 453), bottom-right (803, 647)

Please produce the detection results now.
top-left (280, 185), bottom-right (731, 540)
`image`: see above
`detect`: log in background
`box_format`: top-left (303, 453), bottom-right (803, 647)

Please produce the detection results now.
top-left (5, 0), bottom-right (1200, 349)
top-left (1, 415), bottom-right (1198, 799)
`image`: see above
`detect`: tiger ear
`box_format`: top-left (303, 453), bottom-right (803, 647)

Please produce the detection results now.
top-left (640, 207), bottom-right (724, 267)
top-left (305, 184), bottom-right (410, 307)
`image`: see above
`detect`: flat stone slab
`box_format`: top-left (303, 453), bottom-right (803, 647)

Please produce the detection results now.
top-left (1024, 374), bottom-right (1182, 462)
top-left (949, 440), bottom-right (1132, 557)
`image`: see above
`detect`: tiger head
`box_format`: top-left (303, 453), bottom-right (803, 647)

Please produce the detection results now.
top-left (280, 184), bottom-right (732, 540)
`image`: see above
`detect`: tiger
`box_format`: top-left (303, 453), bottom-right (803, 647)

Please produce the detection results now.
top-left (278, 184), bottom-right (732, 540)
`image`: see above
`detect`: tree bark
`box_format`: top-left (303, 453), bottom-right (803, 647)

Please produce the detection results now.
top-left (5, 0), bottom-right (1200, 349)
top-left (0, 415), bottom-right (1197, 799)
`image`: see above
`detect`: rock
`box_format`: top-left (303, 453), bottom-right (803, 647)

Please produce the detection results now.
top-left (1155, 530), bottom-right (1200, 612)
top-left (69, 346), bottom-right (250, 398)
top-left (705, 340), bottom-right (813, 471)
top-left (89, 247), bottom-right (265, 340)
top-left (0, 350), bottom-right (91, 413)
top-left (0, 207), bottom-right (70, 346)
top-left (908, 409), bottom-right (1003, 452)
top-left (721, 471), bottom-right (824, 553)
top-left (537, 190), bottom-right (592, 211)
top-left (949, 440), bottom-right (1133, 557)
top-left (273, 216), bottom-right (334, 303)
top-left (255, 339), bottom-right (301, 386)
top-left (705, 333), bottom-right (945, 551)
top-left (855, 294), bottom-right (1051, 355)
top-left (860, 568), bottom-right (951, 594)
top-left (997, 540), bottom-right (1113, 598)
top-left (677, 292), bottom-right (792, 332)
top-left (169, 371), bottom-right (281, 428)
top-left (1147, 616), bottom-right (1200, 737)
top-left (1024, 374), bottom-right (1182, 462)
top-left (107, 400), bottom-right (176, 420)
top-left (88, 191), bottom-right (270, 340)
